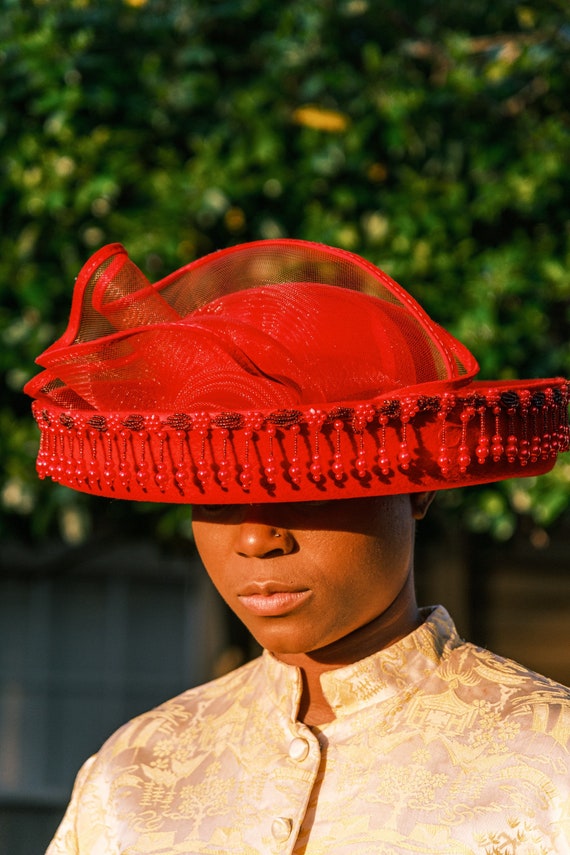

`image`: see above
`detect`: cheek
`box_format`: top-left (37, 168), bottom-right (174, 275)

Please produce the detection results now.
top-left (192, 522), bottom-right (231, 591)
top-left (371, 498), bottom-right (415, 564)
top-left (334, 518), bottom-right (414, 606)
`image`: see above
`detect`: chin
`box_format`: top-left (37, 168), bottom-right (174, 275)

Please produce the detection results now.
top-left (259, 638), bottom-right (309, 657)
top-left (250, 628), bottom-right (315, 657)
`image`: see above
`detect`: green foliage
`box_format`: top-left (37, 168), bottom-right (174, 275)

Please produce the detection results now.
top-left (2, 0), bottom-right (569, 542)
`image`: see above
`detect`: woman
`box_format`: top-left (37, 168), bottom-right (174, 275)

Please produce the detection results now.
top-left (26, 239), bottom-right (570, 853)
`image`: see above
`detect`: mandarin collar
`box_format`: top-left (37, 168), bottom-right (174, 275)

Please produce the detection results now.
top-left (262, 605), bottom-right (460, 719)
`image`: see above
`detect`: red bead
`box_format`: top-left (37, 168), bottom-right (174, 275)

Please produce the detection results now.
top-left (310, 462), bottom-right (323, 481)
top-left (458, 451), bottom-right (471, 473)
top-left (378, 453), bottom-right (391, 475)
top-left (288, 455), bottom-right (302, 484)
top-left (239, 467), bottom-right (253, 489)
top-left (355, 455), bottom-right (367, 473)
top-left (264, 456), bottom-right (277, 484)
top-left (491, 435), bottom-right (503, 462)
top-left (332, 455), bottom-right (344, 480)
top-left (506, 435), bottom-right (518, 463)
top-left (174, 466), bottom-right (188, 484)
top-left (217, 458), bottom-right (231, 483)
top-left (135, 468), bottom-right (150, 486)
top-left (438, 451), bottom-right (450, 474)
top-left (475, 437), bottom-right (489, 464)
top-left (397, 443), bottom-right (411, 469)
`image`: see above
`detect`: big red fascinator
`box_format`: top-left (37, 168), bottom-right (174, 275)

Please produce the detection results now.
top-left (25, 239), bottom-right (569, 503)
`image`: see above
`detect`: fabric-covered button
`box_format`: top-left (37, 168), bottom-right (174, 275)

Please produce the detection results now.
top-left (271, 817), bottom-right (293, 842)
top-left (288, 737), bottom-right (310, 762)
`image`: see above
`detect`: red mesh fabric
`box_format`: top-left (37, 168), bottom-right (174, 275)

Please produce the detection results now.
top-left (28, 240), bottom-right (478, 412)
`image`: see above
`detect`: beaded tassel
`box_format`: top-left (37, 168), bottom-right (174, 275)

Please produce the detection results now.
top-left (117, 430), bottom-right (130, 489)
top-left (239, 427), bottom-right (253, 490)
top-left (437, 393), bottom-right (456, 476)
top-left (195, 413), bottom-right (210, 487)
top-left (55, 427), bottom-right (65, 484)
top-left (505, 408), bottom-right (518, 464)
top-left (485, 391), bottom-right (504, 462)
top-left (107, 417), bottom-right (121, 488)
top-left (36, 422), bottom-right (48, 479)
top-left (398, 398), bottom-right (418, 471)
top-left (64, 431), bottom-right (76, 483)
top-left (475, 405), bottom-right (490, 465)
top-left (551, 390), bottom-right (561, 455)
top-left (307, 409), bottom-right (326, 482)
top-left (217, 429), bottom-right (232, 488)
top-left (86, 428), bottom-right (100, 486)
top-left (541, 389), bottom-right (553, 459)
top-left (240, 412), bottom-right (262, 490)
top-left (458, 403), bottom-right (475, 473)
top-left (353, 404), bottom-right (374, 478)
top-left (263, 424), bottom-right (277, 485)
top-left (155, 431), bottom-right (169, 490)
top-left (135, 431), bottom-right (150, 489)
top-left (518, 390), bottom-right (530, 466)
top-left (377, 413), bottom-right (391, 475)
top-left (354, 432), bottom-right (368, 478)
top-left (286, 423), bottom-right (301, 486)
top-left (397, 423), bottom-right (411, 471)
top-left (559, 386), bottom-right (570, 451)
top-left (332, 420), bottom-right (345, 481)
top-left (102, 432), bottom-right (115, 489)
top-left (174, 431), bottom-right (189, 490)
top-left (74, 426), bottom-right (87, 483)
top-left (47, 423), bottom-right (57, 479)
top-left (530, 400), bottom-right (541, 463)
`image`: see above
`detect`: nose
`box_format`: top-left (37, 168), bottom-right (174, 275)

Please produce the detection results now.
top-left (234, 509), bottom-right (296, 558)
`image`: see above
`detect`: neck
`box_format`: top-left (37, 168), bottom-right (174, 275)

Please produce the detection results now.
top-left (276, 578), bottom-right (421, 726)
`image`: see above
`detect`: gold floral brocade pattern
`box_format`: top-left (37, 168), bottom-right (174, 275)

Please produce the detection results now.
top-left (47, 607), bottom-right (570, 854)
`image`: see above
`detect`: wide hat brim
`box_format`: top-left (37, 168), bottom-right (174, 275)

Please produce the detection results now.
top-left (25, 240), bottom-right (569, 504)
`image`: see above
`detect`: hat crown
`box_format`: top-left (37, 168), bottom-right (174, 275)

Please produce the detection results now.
top-left (32, 240), bottom-right (478, 412)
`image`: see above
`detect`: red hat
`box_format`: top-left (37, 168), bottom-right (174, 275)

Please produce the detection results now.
top-left (25, 239), bottom-right (569, 504)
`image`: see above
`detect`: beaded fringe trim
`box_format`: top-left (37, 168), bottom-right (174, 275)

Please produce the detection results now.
top-left (33, 386), bottom-right (570, 496)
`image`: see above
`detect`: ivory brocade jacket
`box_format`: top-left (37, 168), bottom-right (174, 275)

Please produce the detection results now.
top-left (47, 606), bottom-right (570, 855)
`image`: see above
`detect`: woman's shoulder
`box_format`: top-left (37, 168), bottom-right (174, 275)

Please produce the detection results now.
top-left (447, 637), bottom-right (570, 745)
top-left (98, 653), bottom-right (265, 760)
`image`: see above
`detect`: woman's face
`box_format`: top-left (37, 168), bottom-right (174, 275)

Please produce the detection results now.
top-left (191, 494), bottom-right (432, 659)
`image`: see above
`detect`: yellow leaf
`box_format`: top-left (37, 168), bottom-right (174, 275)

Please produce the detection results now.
top-left (292, 105), bottom-right (350, 133)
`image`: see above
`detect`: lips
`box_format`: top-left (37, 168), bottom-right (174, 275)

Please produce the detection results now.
top-left (237, 583), bottom-right (311, 616)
